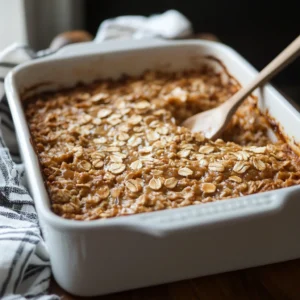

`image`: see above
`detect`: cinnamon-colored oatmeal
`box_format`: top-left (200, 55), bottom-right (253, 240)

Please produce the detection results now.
top-left (24, 68), bottom-right (300, 220)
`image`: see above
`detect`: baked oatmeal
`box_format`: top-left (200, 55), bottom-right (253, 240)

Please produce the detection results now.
top-left (24, 67), bottom-right (300, 220)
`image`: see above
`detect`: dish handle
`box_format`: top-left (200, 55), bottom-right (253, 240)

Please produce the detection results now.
top-left (47, 30), bottom-right (220, 59)
top-left (47, 37), bottom-right (172, 59)
top-left (125, 188), bottom-right (295, 237)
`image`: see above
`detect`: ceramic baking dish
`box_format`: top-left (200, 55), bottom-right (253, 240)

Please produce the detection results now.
top-left (5, 39), bottom-right (300, 296)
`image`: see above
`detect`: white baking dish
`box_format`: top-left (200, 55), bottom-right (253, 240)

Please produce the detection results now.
top-left (5, 39), bottom-right (300, 297)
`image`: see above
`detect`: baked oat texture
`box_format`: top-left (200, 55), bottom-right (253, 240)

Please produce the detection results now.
top-left (24, 68), bottom-right (300, 220)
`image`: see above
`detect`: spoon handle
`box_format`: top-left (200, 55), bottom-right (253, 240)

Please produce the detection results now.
top-left (226, 35), bottom-right (300, 113)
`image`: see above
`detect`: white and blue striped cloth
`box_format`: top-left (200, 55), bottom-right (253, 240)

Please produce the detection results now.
top-left (0, 44), bottom-right (59, 300)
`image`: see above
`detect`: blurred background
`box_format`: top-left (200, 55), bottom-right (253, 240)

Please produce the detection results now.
top-left (0, 0), bottom-right (299, 102)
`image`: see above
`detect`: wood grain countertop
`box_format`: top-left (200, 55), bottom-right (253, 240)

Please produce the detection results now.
top-left (49, 31), bottom-right (300, 300)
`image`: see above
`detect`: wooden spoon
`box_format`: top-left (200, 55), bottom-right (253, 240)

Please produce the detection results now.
top-left (182, 35), bottom-right (300, 139)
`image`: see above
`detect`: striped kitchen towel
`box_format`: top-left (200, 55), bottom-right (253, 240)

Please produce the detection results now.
top-left (0, 44), bottom-right (58, 300)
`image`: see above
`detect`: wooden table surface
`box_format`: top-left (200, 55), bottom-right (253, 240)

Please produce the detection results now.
top-left (49, 32), bottom-right (300, 299)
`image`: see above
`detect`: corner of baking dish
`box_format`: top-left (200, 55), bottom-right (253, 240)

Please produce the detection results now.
top-left (4, 38), bottom-right (300, 235)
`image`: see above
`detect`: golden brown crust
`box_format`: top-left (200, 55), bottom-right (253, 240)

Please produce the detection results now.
top-left (24, 68), bottom-right (300, 220)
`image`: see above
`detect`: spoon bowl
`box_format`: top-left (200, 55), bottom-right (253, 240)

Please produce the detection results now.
top-left (182, 105), bottom-right (229, 139)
